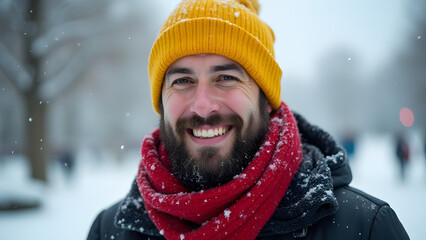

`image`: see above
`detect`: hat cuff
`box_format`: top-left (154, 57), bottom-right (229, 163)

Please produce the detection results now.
top-left (149, 17), bottom-right (282, 114)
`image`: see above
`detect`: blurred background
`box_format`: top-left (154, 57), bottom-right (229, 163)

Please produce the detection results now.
top-left (0, 0), bottom-right (425, 239)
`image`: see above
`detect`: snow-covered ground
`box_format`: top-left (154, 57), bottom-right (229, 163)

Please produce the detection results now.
top-left (0, 133), bottom-right (424, 239)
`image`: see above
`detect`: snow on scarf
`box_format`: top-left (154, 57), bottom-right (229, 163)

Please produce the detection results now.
top-left (136, 102), bottom-right (302, 240)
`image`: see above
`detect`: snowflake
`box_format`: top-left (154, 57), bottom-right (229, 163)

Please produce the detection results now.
top-left (224, 209), bottom-right (231, 219)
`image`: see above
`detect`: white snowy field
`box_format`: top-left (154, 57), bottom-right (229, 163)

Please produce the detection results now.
top-left (0, 133), bottom-right (424, 240)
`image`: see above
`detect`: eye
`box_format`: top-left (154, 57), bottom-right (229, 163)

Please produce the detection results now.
top-left (170, 78), bottom-right (194, 90)
top-left (221, 75), bottom-right (238, 81)
top-left (172, 78), bottom-right (191, 86)
top-left (218, 75), bottom-right (240, 83)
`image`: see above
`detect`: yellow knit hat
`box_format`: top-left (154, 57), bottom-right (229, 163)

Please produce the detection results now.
top-left (148, 0), bottom-right (282, 114)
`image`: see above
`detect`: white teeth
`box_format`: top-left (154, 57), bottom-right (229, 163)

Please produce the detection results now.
top-left (192, 126), bottom-right (228, 138)
top-left (202, 129), bottom-right (208, 137)
top-left (207, 129), bottom-right (214, 137)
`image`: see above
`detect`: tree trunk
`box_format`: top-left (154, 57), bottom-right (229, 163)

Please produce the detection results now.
top-left (26, 94), bottom-right (48, 182)
top-left (24, 0), bottom-right (49, 182)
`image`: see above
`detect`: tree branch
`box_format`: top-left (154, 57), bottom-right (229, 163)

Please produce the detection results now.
top-left (32, 15), bottom-right (121, 58)
top-left (0, 42), bottom-right (32, 93)
top-left (38, 38), bottom-right (117, 100)
top-left (46, 0), bottom-right (108, 26)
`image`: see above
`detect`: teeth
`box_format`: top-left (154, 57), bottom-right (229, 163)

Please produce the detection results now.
top-left (207, 129), bottom-right (214, 137)
top-left (192, 127), bottom-right (228, 138)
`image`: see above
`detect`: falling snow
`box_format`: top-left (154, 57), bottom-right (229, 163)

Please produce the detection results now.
top-left (0, 133), bottom-right (424, 239)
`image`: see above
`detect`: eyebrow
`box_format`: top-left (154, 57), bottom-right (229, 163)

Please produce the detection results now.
top-left (210, 63), bottom-right (244, 75)
top-left (166, 67), bottom-right (194, 80)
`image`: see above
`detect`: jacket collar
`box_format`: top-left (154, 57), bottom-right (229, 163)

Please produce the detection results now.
top-left (293, 112), bottom-right (352, 188)
top-left (114, 180), bottom-right (162, 237)
top-left (259, 113), bottom-right (351, 236)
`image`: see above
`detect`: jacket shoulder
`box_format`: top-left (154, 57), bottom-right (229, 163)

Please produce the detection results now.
top-left (87, 202), bottom-right (161, 240)
top-left (87, 202), bottom-right (121, 240)
top-left (312, 186), bottom-right (409, 240)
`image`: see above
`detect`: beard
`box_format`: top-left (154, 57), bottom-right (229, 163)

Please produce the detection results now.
top-left (159, 93), bottom-right (271, 191)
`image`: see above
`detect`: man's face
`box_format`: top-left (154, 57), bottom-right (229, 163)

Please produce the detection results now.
top-left (160, 54), bottom-right (271, 191)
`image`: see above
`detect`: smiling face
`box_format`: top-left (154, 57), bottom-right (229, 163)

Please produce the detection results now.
top-left (160, 54), bottom-right (271, 190)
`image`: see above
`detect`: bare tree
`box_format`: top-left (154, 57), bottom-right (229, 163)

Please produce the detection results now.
top-left (0, 0), bottom-right (155, 182)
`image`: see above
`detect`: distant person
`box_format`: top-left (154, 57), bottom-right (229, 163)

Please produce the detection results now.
top-left (88, 0), bottom-right (409, 239)
top-left (58, 150), bottom-right (75, 179)
top-left (396, 134), bottom-right (410, 181)
top-left (341, 131), bottom-right (356, 161)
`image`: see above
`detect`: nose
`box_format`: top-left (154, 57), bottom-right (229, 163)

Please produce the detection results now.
top-left (190, 82), bottom-right (220, 118)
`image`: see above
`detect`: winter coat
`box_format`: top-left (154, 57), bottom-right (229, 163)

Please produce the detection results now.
top-left (87, 113), bottom-right (409, 240)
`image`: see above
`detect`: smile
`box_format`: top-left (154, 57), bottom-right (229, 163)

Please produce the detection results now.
top-left (191, 126), bottom-right (230, 138)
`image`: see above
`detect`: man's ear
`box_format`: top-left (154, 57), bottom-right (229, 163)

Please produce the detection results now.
top-left (267, 102), bottom-right (272, 113)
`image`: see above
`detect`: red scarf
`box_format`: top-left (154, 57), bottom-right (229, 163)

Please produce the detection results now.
top-left (137, 102), bottom-right (302, 240)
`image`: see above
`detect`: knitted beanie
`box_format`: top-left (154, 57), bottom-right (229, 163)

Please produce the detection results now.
top-left (148, 0), bottom-right (282, 114)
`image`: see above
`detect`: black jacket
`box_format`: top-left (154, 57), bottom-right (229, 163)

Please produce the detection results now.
top-left (88, 113), bottom-right (409, 240)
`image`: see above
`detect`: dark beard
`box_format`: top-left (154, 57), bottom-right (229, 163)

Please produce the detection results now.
top-left (159, 93), bottom-right (271, 191)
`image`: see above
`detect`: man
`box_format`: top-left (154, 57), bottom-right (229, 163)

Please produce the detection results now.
top-left (88, 0), bottom-right (409, 239)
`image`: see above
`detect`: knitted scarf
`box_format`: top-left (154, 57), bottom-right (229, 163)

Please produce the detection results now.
top-left (136, 103), bottom-right (302, 240)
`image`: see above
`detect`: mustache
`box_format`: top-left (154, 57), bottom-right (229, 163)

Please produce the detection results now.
top-left (175, 114), bottom-right (243, 135)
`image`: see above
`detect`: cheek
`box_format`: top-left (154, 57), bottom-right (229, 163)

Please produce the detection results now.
top-left (163, 94), bottom-right (188, 126)
top-left (224, 89), bottom-right (257, 116)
